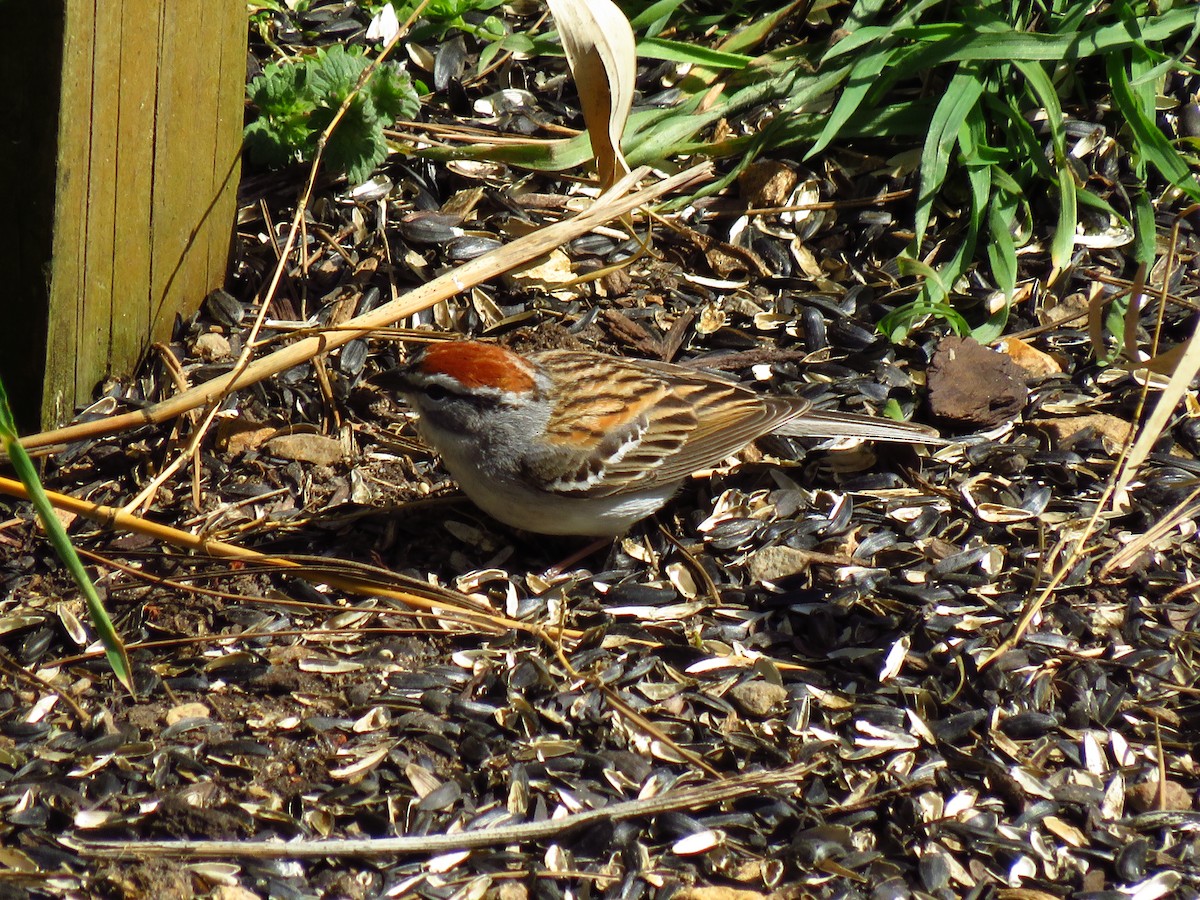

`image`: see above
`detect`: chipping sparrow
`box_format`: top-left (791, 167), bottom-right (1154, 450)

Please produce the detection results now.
top-left (390, 341), bottom-right (940, 536)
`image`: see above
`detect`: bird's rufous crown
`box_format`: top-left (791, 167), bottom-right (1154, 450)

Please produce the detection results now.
top-left (416, 342), bottom-right (537, 393)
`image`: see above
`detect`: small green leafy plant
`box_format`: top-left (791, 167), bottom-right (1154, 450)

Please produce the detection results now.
top-left (368, 0), bottom-right (533, 74)
top-left (379, 0), bottom-right (507, 41)
top-left (244, 44), bottom-right (420, 184)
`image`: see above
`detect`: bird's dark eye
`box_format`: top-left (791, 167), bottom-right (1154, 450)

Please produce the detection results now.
top-left (423, 384), bottom-right (450, 402)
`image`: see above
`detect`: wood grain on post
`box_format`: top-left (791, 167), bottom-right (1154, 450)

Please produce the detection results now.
top-left (0, 0), bottom-right (245, 429)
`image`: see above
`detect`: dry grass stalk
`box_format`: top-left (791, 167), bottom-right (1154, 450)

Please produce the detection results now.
top-left (18, 163), bottom-right (712, 455)
top-left (0, 474), bottom-right (574, 639)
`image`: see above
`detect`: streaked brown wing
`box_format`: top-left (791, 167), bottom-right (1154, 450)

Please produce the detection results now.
top-left (527, 352), bottom-right (810, 497)
top-left (642, 359), bottom-right (942, 446)
top-left (641, 373), bottom-right (809, 484)
top-left (522, 352), bottom-right (684, 496)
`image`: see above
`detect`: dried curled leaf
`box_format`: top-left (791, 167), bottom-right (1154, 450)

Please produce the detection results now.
top-left (546, 0), bottom-right (635, 188)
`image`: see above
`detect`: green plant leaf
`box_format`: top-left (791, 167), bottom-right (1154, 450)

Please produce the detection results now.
top-left (249, 61), bottom-right (309, 116)
top-left (244, 117), bottom-right (309, 168)
top-left (316, 93), bottom-right (389, 184)
top-left (914, 65), bottom-right (984, 250)
top-left (636, 36), bottom-right (753, 68)
top-left (369, 64), bottom-right (420, 120)
top-left (1108, 52), bottom-right (1200, 199)
top-left (806, 47), bottom-right (894, 159)
top-left (310, 44), bottom-right (366, 102)
top-left (244, 44), bottom-right (420, 184)
top-left (0, 379), bottom-right (133, 693)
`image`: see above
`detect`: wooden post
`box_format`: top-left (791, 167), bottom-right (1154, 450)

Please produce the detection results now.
top-left (0, 1), bottom-right (246, 429)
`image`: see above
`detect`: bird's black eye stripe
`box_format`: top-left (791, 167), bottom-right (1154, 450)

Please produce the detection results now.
top-left (417, 379), bottom-right (509, 411)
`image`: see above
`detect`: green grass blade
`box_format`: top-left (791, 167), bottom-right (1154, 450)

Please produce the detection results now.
top-left (417, 63), bottom-right (810, 174)
top-left (1131, 187), bottom-right (1156, 266)
top-left (821, 0), bottom-right (944, 62)
top-left (1012, 58), bottom-right (1078, 268)
top-left (914, 65), bottom-right (985, 249)
top-left (636, 37), bottom-right (753, 69)
top-left (899, 256), bottom-right (950, 302)
top-left (1045, 158), bottom-right (1077, 270)
top-left (895, 7), bottom-right (1199, 62)
top-left (806, 47), bottom-right (894, 158)
top-left (987, 188), bottom-right (1019, 300)
top-left (1005, 56), bottom-right (1062, 132)
top-left (717, 0), bottom-right (809, 54)
top-left (628, 64), bottom-right (846, 164)
top-left (844, 0), bottom-right (888, 29)
top-left (1124, 11), bottom-right (1158, 110)
top-left (982, 91), bottom-right (1052, 181)
top-left (627, 0), bottom-right (690, 33)
top-left (0, 380), bottom-right (134, 693)
top-left (1107, 49), bottom-right (1200, 199)
top-left (879, 258), bottom-right (970, 341)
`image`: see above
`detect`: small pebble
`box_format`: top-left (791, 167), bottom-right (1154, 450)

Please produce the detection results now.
top-left (747, 546), bottom-right (815, 583)
top-left (729, 681), bottom-right (789, 718)
top-left (194, 332), bottom-right (232, 361)
top-left (263, 434), bottom-right (344, 466)
top-left (1128, 778), bottom-right (1193, 813)
top-left (927, 335), bottom-right (1027, 427)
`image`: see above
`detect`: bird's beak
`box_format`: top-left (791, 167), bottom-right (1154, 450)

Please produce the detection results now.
top-left (367, 365), bottom-right (416, 396)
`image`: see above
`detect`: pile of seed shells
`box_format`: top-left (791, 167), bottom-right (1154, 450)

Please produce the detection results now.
top-left (1, 4), bottom-right (1199, 898)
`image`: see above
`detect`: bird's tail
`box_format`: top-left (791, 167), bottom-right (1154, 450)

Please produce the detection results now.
top-left (775, 409), bottom-right (944, 444)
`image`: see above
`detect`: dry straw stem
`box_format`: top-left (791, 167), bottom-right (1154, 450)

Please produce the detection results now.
top-left (0, 475), bottom-right (570, 640)
top-left (18, 163), bottom-right (711, 455)
top-left (984, 206), bottom-right (1200, 667)
top-left (1109, 206), bottom-right (1200, 505)
top-left (1100, 484), bottom-right (1200, 577)
top-left (77, 760), bottom-right (816, 859)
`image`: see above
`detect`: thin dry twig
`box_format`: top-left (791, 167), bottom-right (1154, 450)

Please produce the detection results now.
top-left (76, 761), bottom-right (815, 859)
